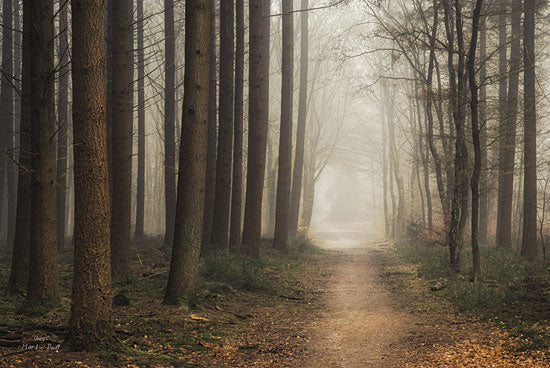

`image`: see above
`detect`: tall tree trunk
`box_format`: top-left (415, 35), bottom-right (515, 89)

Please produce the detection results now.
top-left (273, 0), bottom-right (294, 253)
top-left (230, 0), bottom-right (244, 247)
top-left (201, 0), bottom-right (217, 253)
top-left (242, 0), bottom-right (266, 258)
top-left (163, 0), bottom-right (177, 249)
top-left (0, 0), bottom-right (13, 249)
top-left (468, 0), bottom-right (484, 282)
top-left (300, 155), bottom-right (315, 230)
top-left (135, 0), bottom-right (146, 240)
top-left (496, 0), bottom-right (521, 250)
top-left (56, 0), bottom-right (69, 251)
top-left (211, 0), bottom-right (235, 250)
top-left (110, 0), bottom-right (132, 281)
top-left (7, 0), bottom-right (31, 292)
top-left (444, 0), bottom-right (469, 269)
top-left (263, 0), bottom-right (273, 237)
top-left (521, 0), bottom-right (537, 259)
top-left (496, 0), bottom-right (511, 249)
top-left (66, 0), bottom-right (114, 349)
top-left (164, 0), bottom-right (211, 302)
top-left (425, 0), bottom-right (449, 228)
top-left (106, 0), bottom-right (113, 196)
top-left (289, 0), bottom-right (309, 235)
top-left (25, 0), bottom-right (60, 307)
top-left (478, 2), bottom-right (488, 244)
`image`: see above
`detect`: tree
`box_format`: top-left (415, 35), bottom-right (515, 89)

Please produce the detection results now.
top-left (0, 0), bottom-right (13, 248)
top-left (25, 0), bottom-right (60, 307)
top-left (7, 0), bottom-right (31, 293)
top-left (164, 0), bottom-right (177, 249)
top-left (164, 0), bottom-right (211, 303)
top-left (468, 0), bottom-right (484, 282)
top-left (242, 0), bottom-right (265, 258)
top-left (56, 0), bottom-right (70, 251)
top-left (135, 0), bottom-right (146, 240)
top-left (289, 0), bottom-right (309, 235)
top-left (65, 0), bottom-right (115, 350)
top-left (273, 0), bottom-right (294, 253)
top-left (211, 0), bottom-right (235, 250)
top-left (521, 0), bottom-right (537, 259)
top-left (202, 0), bottom-right (217, 253)
top-left (496, 0), bottom-right (521, 250)
top-left (110, 0), bottom-right (133, 281)
top-left (230, 0), bottom-right (245, 247)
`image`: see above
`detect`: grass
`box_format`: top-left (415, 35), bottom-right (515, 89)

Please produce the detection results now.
top-left (0, 233), bottom-right (322, 367)
top-left (385, 236), bottom-right (550, 353)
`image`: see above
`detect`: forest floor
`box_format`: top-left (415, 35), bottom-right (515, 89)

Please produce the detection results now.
top-left (0, 224), bottom-right (549, 367)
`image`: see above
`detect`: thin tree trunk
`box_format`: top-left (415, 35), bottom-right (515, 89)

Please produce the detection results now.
top-left (0, 0), bottom-right (13, 250)
top-left (382, 114), bottom-right (390, 237)
top-left (468, 0), bottom-right (484, 282)
top-left (242, 0), bottom-right (266, 258)
top-left (164, 0), bottom-right (211, 302)
top-left (163, 0), bottom-right (177, 249)
top-left (56, 0), bottom-right (69, 251)
top-left (273, 0), bottom-right (294, 253)
top-left (211, 0), bottom-right (235, 250)
top-left (201, 0), bottom-right (217, 253)
top-left (135, 0), bottom-right (146, 240)
top-left (521, 0), bottom-right (537, 259)
top-left (25, 0), bottom-right (60, 307)
top-left (497, 0), bottom-right (521, 250)
top-left (496, 0), bottom-right (511, 249)
top-left (66, 0), bottom-right (114, 349)
top-left (478, 2), bottom-right (488, 244)
top-left (230, 0), bottom-right (244, 247)
top-left (110, 0), bottom-right (132, 281)
top-left (289, 0), bottom-right (309, 235)
top-left (7, 1), bottom-right (31, 293)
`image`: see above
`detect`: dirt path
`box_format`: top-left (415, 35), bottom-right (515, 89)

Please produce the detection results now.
top-left (305, 223), bottom-right (415, 367)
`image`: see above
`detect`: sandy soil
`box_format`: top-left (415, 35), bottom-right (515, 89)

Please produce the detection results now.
top-left (302, 222), bottom-right (416, 367)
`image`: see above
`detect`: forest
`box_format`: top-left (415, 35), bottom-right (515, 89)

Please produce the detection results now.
top-left (0, 0), bottom-right (549, 367)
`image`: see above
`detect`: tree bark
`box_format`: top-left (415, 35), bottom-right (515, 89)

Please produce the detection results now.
top-left (66, 0), bottom-right (115, 350)
top-left (230, 0), bottom-right (244, 247)
top-left (7, 0), bottom-right (31, 293)
top-left (163, 0), bottom-right (177, 249)
top-left (496, 0), bottom-right (521, 250)
top-left (211, 0), bottom-right (235, 250)
top-left (242, 0), bottom-right (266, 258)
top-left (521, 0), bottom-right (537, 259)
top-left (25, 0), bottom-right (60, 307)
top-left (135, 0), bottom-right (146, 240)
top-left (289, 0), bottom-right (309, 235)
top-left (478, 2), bottom-right (488, 244)
top-left (273, 0), bottom-right (294, 253)
top-left (201, 0), bottom-right (217, 253)
top-left (468, 0), bottom-right (484, 282)
top-left (164, 0), bottom-right (211, 302)
top-left (0, 0), bottom-right (13, 249)
top-left (110, 0), bottom-right (132, 281)
top-left (56, 0), bottom-right (69, 251)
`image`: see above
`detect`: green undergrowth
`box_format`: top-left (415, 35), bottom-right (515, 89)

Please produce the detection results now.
top-left (380, 237), bottom-right (550, 353)
top-left (0, 233), bottom-right (322, 367)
